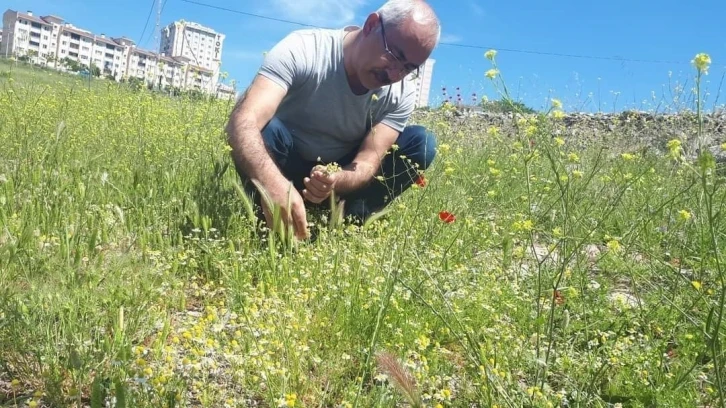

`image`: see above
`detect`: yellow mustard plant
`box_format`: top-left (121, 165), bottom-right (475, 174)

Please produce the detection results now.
top-left (691, 53), bottom-right (711, 74)
top-left (485, 49), bottom-right (497, 61)
top-left (606, 239), bottom-right (621, 252)
top-left (667, 139), bottom-right (682, 159)
top-left (678, 209), bottom-right (692, 221)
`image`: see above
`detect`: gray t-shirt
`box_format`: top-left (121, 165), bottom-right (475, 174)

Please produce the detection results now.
top-left (257, 27), bottom-right (417, 163)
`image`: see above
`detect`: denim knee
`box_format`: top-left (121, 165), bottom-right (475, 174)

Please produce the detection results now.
top-left (260, 117), bottom-right (294, 166)
top-left (400, 125), bottom-right (437, 170)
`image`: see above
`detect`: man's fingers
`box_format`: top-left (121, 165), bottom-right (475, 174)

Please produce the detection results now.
top-left (311, 171), bottom-right (334, 185)
top-left (291, 203), bottom-right (309, 240)
top-left (304, 177), bottom-right (329, 194)
top-left (302, 189), bottom-right (326, 204)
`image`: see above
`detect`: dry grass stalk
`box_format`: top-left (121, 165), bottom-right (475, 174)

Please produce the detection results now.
top-left (375, 350), bottom-right (421, 407)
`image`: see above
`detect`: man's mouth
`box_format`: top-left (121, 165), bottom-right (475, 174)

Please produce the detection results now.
top-left (374, 70), bottom-right (391, 85)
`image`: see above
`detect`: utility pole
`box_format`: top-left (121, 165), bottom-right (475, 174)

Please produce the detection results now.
top-left (154, 0), bottom-right (162, 89)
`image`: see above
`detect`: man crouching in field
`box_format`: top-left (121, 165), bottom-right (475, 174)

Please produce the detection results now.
top-left (225, 0), bottom-right (441, 240)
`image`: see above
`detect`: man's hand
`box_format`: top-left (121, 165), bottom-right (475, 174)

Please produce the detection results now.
top-left (302, 165), bottom-right (337, 204)
top-left (326, 123), bottom-right (401, 195)
top-left (258, 178), bottom-right (310, 240)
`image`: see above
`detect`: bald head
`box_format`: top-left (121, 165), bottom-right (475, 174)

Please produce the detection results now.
top-left (376, 0), bottom-right (441, 48)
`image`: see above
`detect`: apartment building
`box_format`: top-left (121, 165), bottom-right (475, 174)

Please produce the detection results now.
top-left (160, 20), bottom-right (224, 86)
top-left (411, 58), bottom-right (435, 108)
top-left (1, 8), bottom-right (228, 95)
top-left (1, 10), bottom-right (57, 62)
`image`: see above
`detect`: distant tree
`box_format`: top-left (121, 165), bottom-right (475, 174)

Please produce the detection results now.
top-left (61, 57), bottom-right (82, 72)
top-left (480, 98), bottom-right (537, 114)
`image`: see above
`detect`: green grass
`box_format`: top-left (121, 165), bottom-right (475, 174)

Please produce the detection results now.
top-left (1, 53), bottom-right (725, 408)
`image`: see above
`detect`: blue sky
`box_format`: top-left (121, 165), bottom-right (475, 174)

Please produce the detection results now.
top-left (6, 0), bottom-right (726, 112)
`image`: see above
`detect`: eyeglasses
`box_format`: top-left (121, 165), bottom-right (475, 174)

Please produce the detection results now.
top-left (379, 16), bottom-right (420, 79)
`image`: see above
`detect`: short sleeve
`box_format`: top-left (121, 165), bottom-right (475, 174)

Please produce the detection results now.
top-left (257, 31), bottom-right (309, 92)
top-left (379, 81), bottom-right (416, 132)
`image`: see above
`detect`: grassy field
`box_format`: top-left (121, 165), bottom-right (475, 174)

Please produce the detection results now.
top-left (1, 54), bottom-right (725, 408)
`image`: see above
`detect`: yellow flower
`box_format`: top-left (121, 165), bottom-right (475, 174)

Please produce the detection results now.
top-left (691, 281), bottom-right (702, 290)
top-left (678, 209), bottom-right (691, 221)
top-left (572, 170), bottom-right (584, 179)
top-left (567, 152), bottom-right (580, 163)
top-left (554, 137), bottom-right (565, 146)
top-left (440, 143), bottom-right (451, 153)
top-left (552, 110), bottom-right (565, 119)
top-left (445, 166), bottom-right (455, 175)
top-left (484, 49), bottom-right (497, 61)
top-left (485, 69), bottom-right (499, 79)
top-left (691, 53), bottom-right (711, 74)
top-left (621, 153), bottom-right (635, 161)
top-left (513, 219), bottom-right (534, 232)
top-left (551, 98), bottom-right (562, 109)
top-left (606, 239), bottom-right (621, 252)
top-left (667, 139), bottom-right (682, 158)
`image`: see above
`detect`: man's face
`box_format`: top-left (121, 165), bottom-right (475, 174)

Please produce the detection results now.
top-left (359, 13), bottom-right (434, 90)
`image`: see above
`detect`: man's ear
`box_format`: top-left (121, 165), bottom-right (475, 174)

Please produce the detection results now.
top-left (362, 12), bottom-right (381, 36)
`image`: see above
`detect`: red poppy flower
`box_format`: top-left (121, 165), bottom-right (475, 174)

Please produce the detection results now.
top-left (415, 174), bottom-right (427, 187)
top-left (439, 211), bottom-right (456, 223)
top-left (554, 290), bottom-right (565, 305)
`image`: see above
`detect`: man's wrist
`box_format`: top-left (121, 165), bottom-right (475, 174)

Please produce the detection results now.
top-left (332, 162), bottom-right (376, 194)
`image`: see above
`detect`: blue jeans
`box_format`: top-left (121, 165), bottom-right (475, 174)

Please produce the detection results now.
top-left (242, 117), bottom-right (437, 222)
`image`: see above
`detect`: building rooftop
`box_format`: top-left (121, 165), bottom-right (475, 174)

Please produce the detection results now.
top-left (41, 15), bottom-right (64, 24)
top-left (131, 47), bottom-right (157, 58)
top-left (166, 19), bottom-right (223, 36)
top-left (61, 25), bottom-right (94, 38)
top-left (9, 10), bottom-right (52, 26)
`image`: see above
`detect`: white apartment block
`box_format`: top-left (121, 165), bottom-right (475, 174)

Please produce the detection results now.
top-left (1, 10), bottom-right (56, 62)
top-left (161, 20), bottom-right (224, 87)
top-left (411, 58), bottom-right (435, 108)
top-left (1, 9), bottom-right (227, 95)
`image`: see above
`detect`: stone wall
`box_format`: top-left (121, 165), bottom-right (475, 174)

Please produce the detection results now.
top-left (411, 108), bottom-right (726, 160)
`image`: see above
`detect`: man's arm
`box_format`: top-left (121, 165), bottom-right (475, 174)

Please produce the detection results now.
top-left (225, 74), bottom-right (288, 189)
top-left (332, 122), bottom-right (400, 194)
top-left (302, 122), bottom-right (398, 203)
top-left (226, 74), bottom-right (310, 240)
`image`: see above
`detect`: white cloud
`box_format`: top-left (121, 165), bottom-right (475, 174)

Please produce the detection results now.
top-left (440, 33), bottom-right (462, 43)
top-left (263, 0), bottom-right (368, 28)
top-left (469, 2), bottom-right (485, 16)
